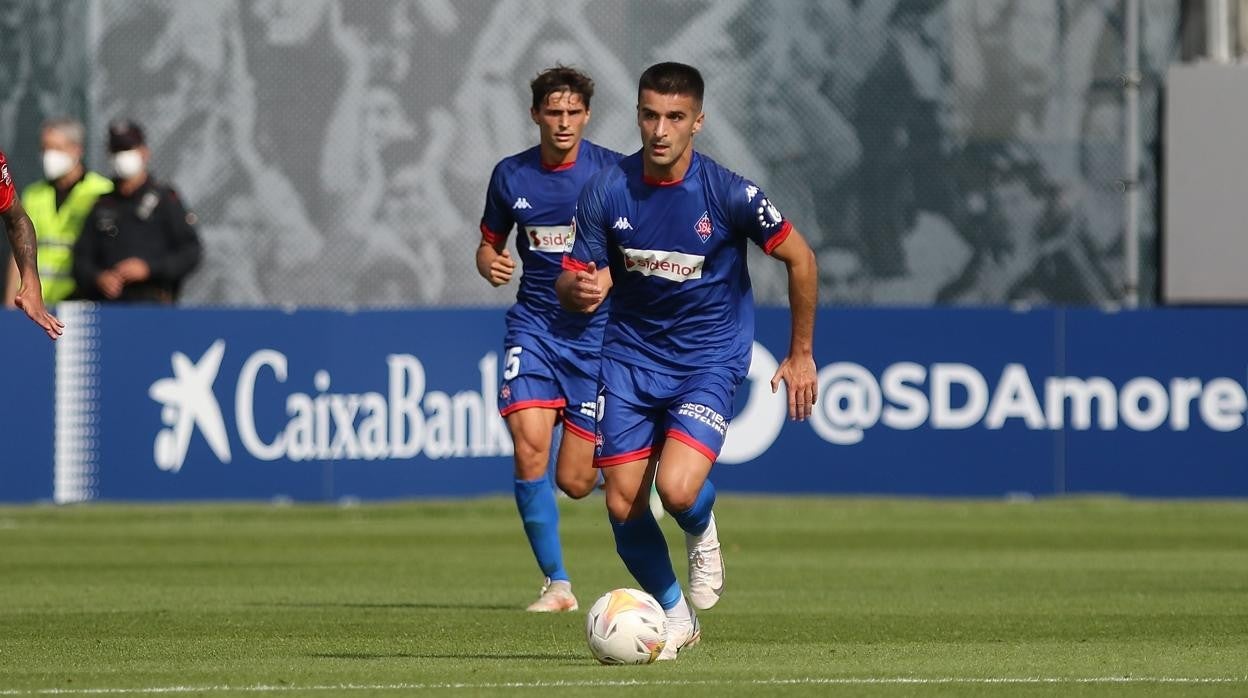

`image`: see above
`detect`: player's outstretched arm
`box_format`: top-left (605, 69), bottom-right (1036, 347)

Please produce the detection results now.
top-left (767, 226), bottom-right (817, 421)
top-left (3, 256), bottom-right (18, 307)
top-left (2, 199), bottom-right (64, 340)
top-left (556, 262), bottom-right (612, 313)
top-left (475, 239), bottom-right (515, 287)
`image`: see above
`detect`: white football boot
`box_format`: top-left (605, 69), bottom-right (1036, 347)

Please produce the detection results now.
top-left (656, 600), bottom-right (701, 661)
top-left (525, 578), bottom-right (578, 612)
top-left (685, 512), bottom-right (724, 610)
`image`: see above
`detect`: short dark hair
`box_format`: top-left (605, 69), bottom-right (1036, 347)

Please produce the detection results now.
top-left (638, 62), bottom-right (704, 107)
top-left (530, 66), bottom-right (595, 111)
top-left (107, 119), bottom-right (146, 153)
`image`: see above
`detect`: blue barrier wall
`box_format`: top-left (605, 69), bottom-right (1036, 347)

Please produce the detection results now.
top-left (2, 304), bottom-right (1246, 502)
top-left (0, 319), bottom-right (55, 501)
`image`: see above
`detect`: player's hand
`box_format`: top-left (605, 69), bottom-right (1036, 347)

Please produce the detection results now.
top-left (771, 352), bottom-right (817, 421)
top-left (489, 249), bottom-right (516, 286)
top-left (114, 257), bottom-right (151, 282)
top-left (14, 286), bottom-right (65, 340)
top-left (571, 262), bottom-right (603, 312)
top-left (97, 270), bottom-right (124, 299)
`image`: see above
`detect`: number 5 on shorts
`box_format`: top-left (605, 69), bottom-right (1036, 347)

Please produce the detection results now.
top-left (503, 346), bottom-right (523, 380)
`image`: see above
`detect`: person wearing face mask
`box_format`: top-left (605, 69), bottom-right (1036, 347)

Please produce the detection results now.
top-left (73, 120), bottom-right (202, 303)
top-left (3, 118), bottom-right (113, 307)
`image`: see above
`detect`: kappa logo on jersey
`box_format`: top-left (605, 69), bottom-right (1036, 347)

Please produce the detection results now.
top-left (756, 198), bottom-right (783, 228)
top-left (694, 211), bottom-right (713, 243)
top-left (513, 197), bottom-right (532, 209)
top-left (745, 185), bottom-right (759, 202)
top-left (0, 162), bottom-right (10, 188)
top-left (525, 225), bottom-right (573, 253)
top-left (620, 247), bottom-right (704, 282)
top-left (612, 217), bottom-right (633, 230)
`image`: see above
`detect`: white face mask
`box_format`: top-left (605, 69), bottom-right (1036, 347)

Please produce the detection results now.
top-left (42, 149), bottom-right (76, 180)
top-left (111, 149), bottom-right (145, 180)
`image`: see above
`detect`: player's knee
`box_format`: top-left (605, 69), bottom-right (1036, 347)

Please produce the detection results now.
top-left (656, 485), bottom-right (696, 514)
top-left (511, 436), bottom-right (550, 480)
top-left (556, 470), bottom-right (596, 499)
top-left (605, 489), bottom-right (647, 521)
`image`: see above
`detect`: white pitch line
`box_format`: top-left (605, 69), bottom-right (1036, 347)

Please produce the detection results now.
top-left (2, 677), bottom-right (1247, 695)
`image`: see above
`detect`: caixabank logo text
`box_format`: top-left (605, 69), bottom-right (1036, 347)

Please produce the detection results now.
top-left (148, 341), bottom-right (512, 471)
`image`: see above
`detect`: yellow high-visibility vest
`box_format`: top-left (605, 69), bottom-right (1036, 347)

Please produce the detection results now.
top-left (21, 172), bottom-right (113, 304)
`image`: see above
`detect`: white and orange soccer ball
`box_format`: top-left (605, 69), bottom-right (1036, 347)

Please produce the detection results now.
top-left (585, 588), bottom-right (667, 665)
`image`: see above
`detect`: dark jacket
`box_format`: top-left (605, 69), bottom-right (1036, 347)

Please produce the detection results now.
top-left (73, 176), bottom-right (202, 303)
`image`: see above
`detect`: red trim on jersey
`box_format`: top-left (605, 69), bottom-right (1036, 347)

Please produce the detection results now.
top-left (479, 221), bottom-right (506, 246)
top-left (595, 446), bottom-right (654, 468)
top-left (542, 159), bottom-right (576, 172)
top-left (0, 151), bottom-right (14, 213)
top-left (642, 173), bottom-right (683, 187)
top-left (499, 398), bottom-right (566, 417)
top-left (762, 220), bottom-right (794, 255)
top-left (562, 420), bottom-right (596, 443)
top-left (665, 429), bottom-right (718, 463)
top-left (562, 255), bottom-right (590, 272)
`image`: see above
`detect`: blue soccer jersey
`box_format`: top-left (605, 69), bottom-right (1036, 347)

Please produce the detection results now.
top-left (481, 140), bottom-right (624, 349)
top-left (564, 151), bottom-right (792, 378)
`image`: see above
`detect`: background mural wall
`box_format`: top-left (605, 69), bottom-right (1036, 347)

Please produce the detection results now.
top-left (0, 0), bottom-right (1180, 307)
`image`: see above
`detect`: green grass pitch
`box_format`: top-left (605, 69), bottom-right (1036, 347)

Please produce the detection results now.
top-left (2, 495), bottom-right (1247, 696)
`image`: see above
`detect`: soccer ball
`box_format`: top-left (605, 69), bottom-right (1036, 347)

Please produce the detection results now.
top-left (585, 588), bottom-right (667, 665)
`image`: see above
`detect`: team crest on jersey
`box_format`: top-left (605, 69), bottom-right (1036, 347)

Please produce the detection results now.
top-left (694, 211), bottom-right (713, 243)
top-left (500, 384), bottom-right (511, 401)
top-left (756, 198), bottom-right (783, 228)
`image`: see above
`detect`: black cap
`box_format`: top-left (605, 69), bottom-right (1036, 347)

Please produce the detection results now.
top-left (108, 119), bottom-right (146, 152)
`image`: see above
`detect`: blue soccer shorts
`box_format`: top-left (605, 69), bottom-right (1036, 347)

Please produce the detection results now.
top-left (594, 355), bottom-right (742, 467)
top-left (497, 331), bottom-right (599, 443)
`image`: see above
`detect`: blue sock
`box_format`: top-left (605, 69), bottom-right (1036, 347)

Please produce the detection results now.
top-left (514, 477), bottom-right (568, 582)
top-left (670, 479), bottom-right (716, 537)
top-left (611, 510), bottom-right (682, 609)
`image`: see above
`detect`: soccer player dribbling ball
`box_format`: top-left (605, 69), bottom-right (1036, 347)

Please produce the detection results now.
top-left (476, 66), bottom-right (624, 612)
top-left (556, 62), bottom-right (818, 660)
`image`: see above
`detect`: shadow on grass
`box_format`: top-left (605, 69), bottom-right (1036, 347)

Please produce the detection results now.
top-left (311, 652), bottom-right (575, 661)
top-left (249, 601), bottom-right (517, 611)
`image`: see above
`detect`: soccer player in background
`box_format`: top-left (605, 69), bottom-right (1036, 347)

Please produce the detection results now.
top-left (556, 62), bottom-right (818, 659)
top-left (476, 66), bottom-right (624, 612)
top-left (0, 149), bottom-right (65, 340)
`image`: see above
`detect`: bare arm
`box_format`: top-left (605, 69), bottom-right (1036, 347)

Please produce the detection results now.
top-left (3, 255), bottom-right (18, 307)
top-left (476, 239), bottom-right (515, 287)
top-left (555, 262), bottom-right (612, 314)
top-left (2, 199), bottom-right (63, 339)
top-left (767, 226), bottom-right (818, 420)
